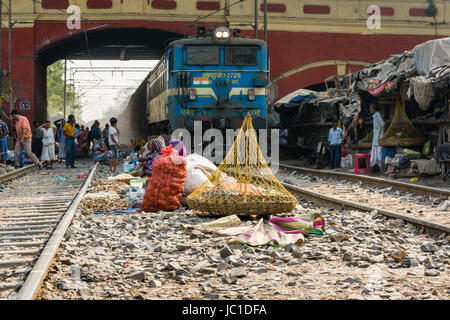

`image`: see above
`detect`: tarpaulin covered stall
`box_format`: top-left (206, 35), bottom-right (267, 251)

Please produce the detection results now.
top-left (273, 89), bottom-right (319, 127)
top-left (355, 37), bottom-right (450, 109)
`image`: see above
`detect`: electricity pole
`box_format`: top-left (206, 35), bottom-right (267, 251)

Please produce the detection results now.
top-left (254, 0), bottom-right (258, 39)
top-left (8, 0), bottom-right (12, 112)
top-left (0, 0), bottom-right (3, 117)
top-left (63, 59), bottom-right (67, 119)
top-left (263, 0), bottom-right (267, 42)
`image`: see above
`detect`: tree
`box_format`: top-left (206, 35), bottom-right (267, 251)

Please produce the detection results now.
top-left (47, 61), bottom-right (82, 120)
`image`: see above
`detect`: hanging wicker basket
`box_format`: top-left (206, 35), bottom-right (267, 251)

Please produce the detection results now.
top-left (378, 99), bottom-right (425, 147)
top-left (354, 130), bottom-right (373, 149)
top-left (378, 137), bottom-right (425, 147)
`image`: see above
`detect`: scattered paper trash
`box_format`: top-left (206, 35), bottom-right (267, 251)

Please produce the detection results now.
top-left (438, 200), bottom-right (450, 211)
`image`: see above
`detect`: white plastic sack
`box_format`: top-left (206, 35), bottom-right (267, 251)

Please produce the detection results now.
top-left (130, 188), bottom-right (146, 208)
top-left (183, 153), bottom-right (217, 195)
top-left (184, 167), bottom-right (211, 195)
top-left (130, 188), bottom-right (146, 201)
top-left (339, 154), bottom-right (352, 168)
top-left (185, 153), bottom-right (217, 174)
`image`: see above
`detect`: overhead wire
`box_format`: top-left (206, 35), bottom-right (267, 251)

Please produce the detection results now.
top-left (26, 1), bottom-right (153, 118)
top-left (6, 1), bottom-right (179, 120)
top-left (192, 0), bottom-right (245, 24)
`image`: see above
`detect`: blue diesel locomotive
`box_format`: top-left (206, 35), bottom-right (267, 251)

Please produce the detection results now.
top-left (146, 27), bottom-right (269, 134)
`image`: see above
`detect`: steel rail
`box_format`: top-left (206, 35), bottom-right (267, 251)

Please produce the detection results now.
top-left (15, 163), bottom-right (98, 300)
top-left (278, 163), bottom-right (450, 197)
top-left (0, 165), bottom-right (36, 184)
top-left (282, 182), bottom-right (450, 235)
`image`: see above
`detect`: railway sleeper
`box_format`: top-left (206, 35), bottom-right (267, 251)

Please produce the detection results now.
top-left (0, 229), bottom-right (51, 236)
top-left (0, 225), bottom-right (56, 232)
top-left (0, 258), bottom-right (36, 268)
top-left (0, 241), bottom-right (46, 247)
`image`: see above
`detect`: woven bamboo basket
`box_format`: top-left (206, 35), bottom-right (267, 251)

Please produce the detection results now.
top-left (355, 130), bottom-right (373, 149)
top-left (188, 192), bottom-right (296, 216)
top-left (351, 142), bottom-right (372, 149)
top-left (107, 177), bottom-right (134, 184)
top-left (111, 177), bottom-right (133, 184)
top-left (187, 114), bottom-right (298, 217)
top-left (378, 137), bottom-right (425, 147)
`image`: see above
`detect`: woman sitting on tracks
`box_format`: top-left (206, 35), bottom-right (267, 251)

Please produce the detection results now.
top-left (93, 138), bottom-right (112, 165)
top-left (138, 136), bottom-right (165, 177)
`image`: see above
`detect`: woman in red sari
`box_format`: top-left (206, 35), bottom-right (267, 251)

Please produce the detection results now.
top-left (77, 126), bottom-right (89, 158)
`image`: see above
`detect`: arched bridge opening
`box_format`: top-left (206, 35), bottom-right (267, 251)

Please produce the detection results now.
top-left (34, 27), bottom-right (183, 141)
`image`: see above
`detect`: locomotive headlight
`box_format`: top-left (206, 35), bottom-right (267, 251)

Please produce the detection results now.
top-left (189, 88), bottom-right (197, 101)
top-left (215, 27), bottom-right (230, 39)
top-left (248, 89), bottom-right (255, 101)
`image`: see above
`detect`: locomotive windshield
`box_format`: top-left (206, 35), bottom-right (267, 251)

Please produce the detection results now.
top-left (225, 46), bottom-right (257, 66)
top-left (186, 46), bottom-right (220, 65)
top-left (147, 37), bottom-right (268, 132)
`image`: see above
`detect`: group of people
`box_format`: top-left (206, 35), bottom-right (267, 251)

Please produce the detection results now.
top-left (54, 117), bottom-right (96, 164)
top-left (54, 116), bottom-right (120, 172)
top-left (328, 103), bottom-right (385, 171)
top-left (0, 110), bottom-right (121, 172)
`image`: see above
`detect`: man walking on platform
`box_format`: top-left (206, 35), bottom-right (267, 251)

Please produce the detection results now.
top-left (328, 120), bottom-right (343, 169)
top-left (10, 110), bottom-right (41, 169)
top-left (64, 114), bottom-right (77, 169)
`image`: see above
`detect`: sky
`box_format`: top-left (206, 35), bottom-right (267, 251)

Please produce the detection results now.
top-left (66, 59), bottom-right (159, 123)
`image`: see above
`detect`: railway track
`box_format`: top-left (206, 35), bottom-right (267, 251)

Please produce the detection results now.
top-left (278, 163), bottom-right (450, 197)
top-left (277, 164), bottom-right (450, 236)
top-left (0, 162), bottom-right (97, 300)
top-left (0, 165), bottom-right (37, 185)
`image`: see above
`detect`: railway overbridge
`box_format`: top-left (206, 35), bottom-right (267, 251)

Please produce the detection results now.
top-left (0, 0), bottom-right (449, 123)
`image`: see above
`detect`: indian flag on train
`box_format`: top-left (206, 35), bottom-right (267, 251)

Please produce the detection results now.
top-left (193, 77), bottom-right (209, 88)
